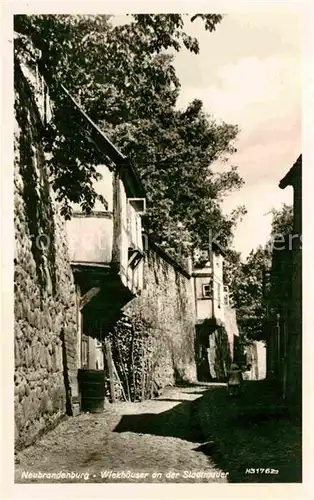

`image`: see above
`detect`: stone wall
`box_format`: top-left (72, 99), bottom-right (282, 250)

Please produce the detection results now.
top-left (195, 323), bottom-right (232, 382)
top-left (224, 306), bottom-right (239, 362)
top-left (243, 341), bottom-right (267, 381)
top-left (106, 246), bottom-right (197, 401)
top-left (14, 62), bottom-right (78, 449)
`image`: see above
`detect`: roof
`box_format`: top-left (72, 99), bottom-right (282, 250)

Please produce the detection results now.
top-left (279, 154), bottom-right (302, 189)
top-left (61, 85), bottom-right (146, 199)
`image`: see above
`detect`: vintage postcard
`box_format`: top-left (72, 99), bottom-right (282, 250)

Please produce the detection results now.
top-left (1, 1), bottom-right (312, 499)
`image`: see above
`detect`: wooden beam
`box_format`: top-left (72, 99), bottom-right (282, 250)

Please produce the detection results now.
top-left (76, 284), bottom-right (82, 368)
top-left (79, 287), bottom-right (101, 310)
top-left (104, 340), bottom-right (116, 403)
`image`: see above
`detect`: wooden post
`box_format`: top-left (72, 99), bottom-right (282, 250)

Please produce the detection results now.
top-left (130, 332), bottom-right (136, 402)
top-left (112, 361), bottom-right (127, 402)
top-left (76, 284), bottom-right (82, 369)
top-left (117, 340), bottom-right (131, 401)
top-left (80, 287), bottom-right (101, 310)
top-left (104, 340), bottom-right (116, 403)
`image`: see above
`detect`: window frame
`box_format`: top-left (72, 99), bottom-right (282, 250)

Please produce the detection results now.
top-left (202, 282), bottom-right (212, 299)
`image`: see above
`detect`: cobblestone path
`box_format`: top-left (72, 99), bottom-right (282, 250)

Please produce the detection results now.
top-left (15, 385), bottom-right (228, 483)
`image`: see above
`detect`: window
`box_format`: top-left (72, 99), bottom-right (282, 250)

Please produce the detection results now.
top-left (201, 249), bottom-right (210, 261)
top-left (128, 198), bottom-right (146, 215)
top-left (202, 282), bottom-right (212, 298)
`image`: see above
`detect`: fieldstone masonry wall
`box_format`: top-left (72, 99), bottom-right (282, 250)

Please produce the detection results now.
top-left (14, 63), bottom-right (78, 449)
top-left (107, 248), bottom-right (197, 401)
top-left (195, 323), bottom-right (232, 382)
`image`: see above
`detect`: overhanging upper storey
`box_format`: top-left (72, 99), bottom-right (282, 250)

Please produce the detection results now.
top-left (60, 86), bottom-right (147, 298)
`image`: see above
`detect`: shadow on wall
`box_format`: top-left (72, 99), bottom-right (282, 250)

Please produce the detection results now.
top-left (15, 62), bottom-right (57, 297)
top-left (194, 325), bottom-right (211, 382)
top-left (195, 325), bottom-right (231, 382)
top-left (60, 328), bottom-right (73, 416)
top-left (212, 327), bottom-right (231, 381)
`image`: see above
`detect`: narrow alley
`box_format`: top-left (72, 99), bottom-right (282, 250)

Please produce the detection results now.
top-left (7, 12), bottom-right (303, 497)
top-left (15, 381), bottom-right (301, 484)
top-left (15, 385), bottom-right (227, 484)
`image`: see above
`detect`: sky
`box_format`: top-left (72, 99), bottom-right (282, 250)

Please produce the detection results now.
top-left (98, 8), bottom-right (301, 258)
top-left (174, 9), bottom-right (301, 257)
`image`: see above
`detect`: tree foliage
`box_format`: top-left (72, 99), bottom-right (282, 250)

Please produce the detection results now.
top-left (14, 13), bottom-right (244, 254)
top-left (223, 247), bottom-right (242, 291)
top-left (269, 204), bottom-right (293, 239)
top-left (226, 246), bottom-right (271, 341)
top-left (226, 204), bottom-right (294, 341)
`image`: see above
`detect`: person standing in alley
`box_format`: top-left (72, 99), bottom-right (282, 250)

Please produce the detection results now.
top-left (227, 363), bottom-right (243, 396)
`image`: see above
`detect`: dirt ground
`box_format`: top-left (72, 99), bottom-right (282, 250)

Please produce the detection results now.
top-left (15, 381), bottom-right (302, 484)
top-left (15, 385), bottom-right (228, 484)
top-left (198, 380), bottom-right (302, 483)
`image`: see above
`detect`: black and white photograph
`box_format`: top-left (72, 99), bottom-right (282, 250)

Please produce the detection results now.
top-left (2, 0), bottom-right (311, 494)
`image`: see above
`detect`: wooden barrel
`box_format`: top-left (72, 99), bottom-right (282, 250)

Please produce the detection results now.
top-left (78, 369), bottom-right (106, 413)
